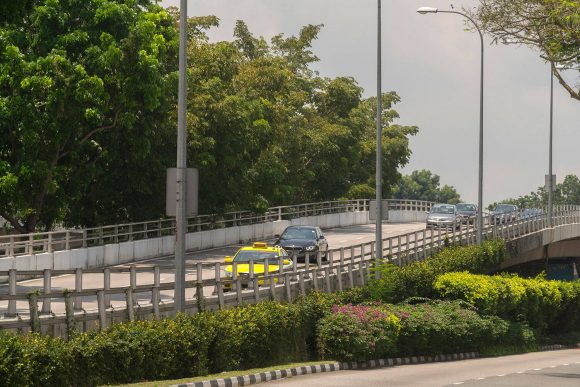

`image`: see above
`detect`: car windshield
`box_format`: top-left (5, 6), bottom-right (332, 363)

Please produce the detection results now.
top-left (495, 204), bottom-right (515, 213)
top-left (233, 250), bottom-right (286, 263)
top-left (430, 206), bottom-right (455, 214)
top-left (281, 228), bottom-right (317, 240)
top-left (456, 204), bottom-right (476, 211)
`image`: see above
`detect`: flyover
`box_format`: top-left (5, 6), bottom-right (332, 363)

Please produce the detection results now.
top-left (0, 200), bottom-right (579, 336)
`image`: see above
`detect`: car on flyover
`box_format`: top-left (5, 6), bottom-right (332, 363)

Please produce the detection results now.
top-left (521, 207), bottom-right (543, 220)
top-left (491, 204), bottom-right (519, 224)
top-left (426, 204), bottom-right (462, 229)
top-left (455, 203), bottom-right (477, 225)
top-left (223, 242), bottom-right (292, 291)
top-left (274, 225), bottom-right (328, 262)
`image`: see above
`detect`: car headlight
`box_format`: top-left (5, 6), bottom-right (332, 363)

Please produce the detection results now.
top-left (305, 245), bottom-right (316, 251)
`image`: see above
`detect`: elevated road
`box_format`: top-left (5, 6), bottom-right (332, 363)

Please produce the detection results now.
top-left (0, 222), bottom-right (425, 316)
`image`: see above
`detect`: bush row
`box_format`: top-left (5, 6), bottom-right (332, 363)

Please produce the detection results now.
top-left (434, 272), bottom-right (580, 332)
top-left (368, 239), bottom-right (506, 302)
top-left (315, 299), bottom-right (537, 361)
top-left (0, 302), bottom-right (310, 387)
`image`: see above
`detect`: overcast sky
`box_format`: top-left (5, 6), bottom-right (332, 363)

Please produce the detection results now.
top-left (162, 0), bottom-right (579, 206)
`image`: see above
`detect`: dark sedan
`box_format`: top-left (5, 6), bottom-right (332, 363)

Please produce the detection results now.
top-left (492, 204), bottom-right (519, 224)
top-left (274, 226), bottom-right (328, 263)
top-left (456, 203), bottom-right (477, 225)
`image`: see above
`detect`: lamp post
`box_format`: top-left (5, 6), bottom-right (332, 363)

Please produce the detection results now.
top-left (417, 6), bottom-right (485, 245)
top-left (375, 0), bottom-right (383, 258)
top-left (175, 0), bottom-right (188, 313)
top-left (548, 63), bottom-right (554, 227)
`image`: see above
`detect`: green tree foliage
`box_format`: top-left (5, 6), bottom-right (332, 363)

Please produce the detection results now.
top-left (392, 169), bottom-right (461, 204)
top-left (471, 0), bottom-right (580, 101)
top-left (1, 4), bottom-right (418, 231)
top-left (180, 17), bottom-right (418, 214)
top-left (487, 174), bottom-right (580, 210)
top-left (0, 0), bottom-right (179, 232)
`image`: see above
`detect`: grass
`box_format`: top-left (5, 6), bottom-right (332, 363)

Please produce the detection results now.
top-left (103, 361), bottom-right (336, 387)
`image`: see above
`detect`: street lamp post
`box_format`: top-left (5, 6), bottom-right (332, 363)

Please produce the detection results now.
top-left (548, 63), bottom-right (554, 227)
top-left (417, 7), bottom-right (485, 245)
top-left (375, 0), bottom-right (383, 258)
top-left (175, 0), bottom-right (188, 313)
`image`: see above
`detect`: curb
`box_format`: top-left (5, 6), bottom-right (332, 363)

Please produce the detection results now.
top-left (172, 352), bottom-right (479, 387)
top-left (173, 363), bottom-right (340, 387)
top-left (172, 346), bottom-right (580, 387)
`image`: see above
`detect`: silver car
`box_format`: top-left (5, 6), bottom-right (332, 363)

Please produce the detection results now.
top-left (426, 204), bottom-right (461, 229)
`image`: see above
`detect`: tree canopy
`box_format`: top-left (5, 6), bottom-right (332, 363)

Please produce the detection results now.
top-left (392, 170), bottom-right (461, 204)
top-left (0, 0), bottom-right (179, 232)
top-left (470, 0), bottom-right (580, 101)
top-left (488, 174), bottom-right (580, 210)
top-left (0, 3), bottom-right (419, 232)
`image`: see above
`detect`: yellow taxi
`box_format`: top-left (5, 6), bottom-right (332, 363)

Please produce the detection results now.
top-left (223, 242), bottom-right (293, 290)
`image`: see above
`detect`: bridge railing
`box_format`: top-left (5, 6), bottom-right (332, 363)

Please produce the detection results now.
top-left (0, 199), bottom-right (372, 258)
top-left (2, 204), bottom-right (579, 334)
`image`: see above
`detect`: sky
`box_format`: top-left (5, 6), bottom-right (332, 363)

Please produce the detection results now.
top-left (161, 0), bottom-right (579, 206)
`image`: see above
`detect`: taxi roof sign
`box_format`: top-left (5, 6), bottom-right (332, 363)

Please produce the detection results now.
top-left (252, 242), bottom-right (268, 248)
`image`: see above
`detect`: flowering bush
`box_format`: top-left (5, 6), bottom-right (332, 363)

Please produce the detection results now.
top-left (316, 303), bottom-right (400, 362)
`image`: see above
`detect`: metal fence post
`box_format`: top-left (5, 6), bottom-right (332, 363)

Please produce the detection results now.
top-left (41, 269), bottom-right (51, 314)
top-left (28, 293), bottom-right (40, 333)
top-left (74, 268), bottom-right (83, 311)
top-left (6, 269), bottom-right (17, 317)
top-left (97, 290), bottom-right (107, 331)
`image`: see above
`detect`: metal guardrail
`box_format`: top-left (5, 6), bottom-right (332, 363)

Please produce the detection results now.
top-left (1, 205), bottom-right (579, 334)
top-left (0, 199), bottom-right (436, 258)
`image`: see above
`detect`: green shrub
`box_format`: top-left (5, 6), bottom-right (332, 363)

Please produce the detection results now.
top-left (209, 302), bottom-right (308, 372)
top-left (0, 332), bottom-right (72, 387)
top-left (369, 239), bottom-right (506, 302)
top-left (316, 303), bottom-right (400, 362)
top-left (67, 313), bottom-right (215, 386)
top-left (434, 272), bottom-right (580, 332)
top-left (392, 300), bottom-right (503, 356)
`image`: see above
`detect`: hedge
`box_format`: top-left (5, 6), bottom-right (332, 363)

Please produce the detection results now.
top-left (317, 303), bottom-right (400, 361)
top-left (0, 302), bottom-right (310, 387)
top-left (368, 239), bottom-right (506, 302)
top-left (434, 272), bottom-right (580, 333)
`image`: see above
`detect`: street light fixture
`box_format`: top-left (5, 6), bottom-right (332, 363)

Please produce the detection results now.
top-left (417, 7), bottom-right (485, 245)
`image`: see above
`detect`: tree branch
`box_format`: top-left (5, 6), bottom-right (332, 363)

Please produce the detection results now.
top-left (58, 110), bottom-right (120, 160)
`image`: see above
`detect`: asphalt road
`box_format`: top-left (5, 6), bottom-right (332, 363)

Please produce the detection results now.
top-left (261, 349), bottom-right (580, 387)
top-left (0, 222), bottom-right (426, 316)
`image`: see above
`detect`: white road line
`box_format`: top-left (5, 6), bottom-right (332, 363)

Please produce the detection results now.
top-left (497, 374), bottom-right (506, 377)
top-left (477, 378), bottom-right (485, 380)
top-left (452, 382), bottom-right (464, 385)
top-left (562, 363), bottom-right (569, 366)
top-left (339, 240), bottom-right (348, 243)
top-left (533, 368), bottom-right (542, 371)
top-left (549, 366), bottom-right (557, 368)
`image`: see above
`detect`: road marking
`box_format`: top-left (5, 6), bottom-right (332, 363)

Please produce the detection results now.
top-left (452, 382), bottom-right (464, 385)
top-left (339, 240), bottom-right (348, 243)
top-left (562, 363), bottom-right (569, 366)
top-left (549, 366), bottom-right (557, 368)
top-left (477, 378), bottom-right (485, 380)
top-left (517, 371), bottom-right (525, 374)
top-left (497, 374), bottom-right (506, 377)
top-left (533, 368), bottom-right (541, 371)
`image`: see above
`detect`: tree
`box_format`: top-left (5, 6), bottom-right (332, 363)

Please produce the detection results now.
top-left (392, 170), bottom-right (461, 204)
top-left (470, 0), bottom-right (580, 101)
top-left (487, 174), bottom-right (580, 210)
top-left (0, 0), bottom-right (179, 232)
top-left (182, 19), bottom-right (419, 213)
